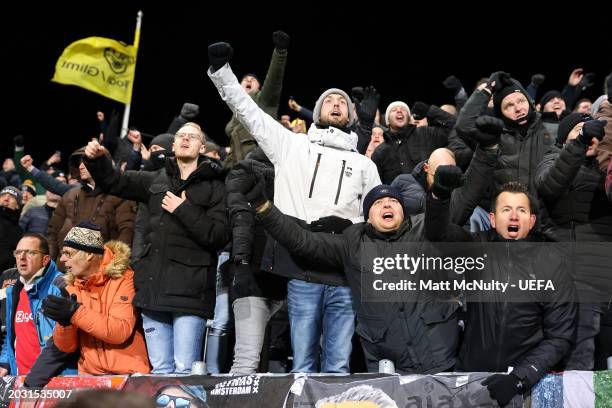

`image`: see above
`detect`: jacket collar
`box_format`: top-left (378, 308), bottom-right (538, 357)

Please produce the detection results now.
top-left (73, 241), bottom-right (131, 290)
top-left (165, 155), bottom-right (225, 183)
top-left (383, 124), bottom-right (416, 143)
top-left (307, 124), bottom-right (358, 152)
top-left (364, 219), bottom-right (412, 241)
top-left (22, 261), bottom-right (59, 297)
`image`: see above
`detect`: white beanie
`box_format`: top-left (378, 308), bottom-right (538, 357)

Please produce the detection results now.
top-left (312, 88), bottom-right (356, 127)
top-left (385, 101), bottom-right (411, 126)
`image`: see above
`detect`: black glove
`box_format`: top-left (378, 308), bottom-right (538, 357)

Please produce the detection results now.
top-left (576, 119), bottom-right (607, 146)
top-left (530, 73), bottom-right (546, 87)
top-left (579, 72), bottom-right (595, 91)
top-left (245, 172), bottom-right (268, 209)
top-left (481, 373), bottom-right (523, 406)
top-left (351, 86), bottom-right (365, 103)
top-left (442, 75), bottom-right (463, 95)
top-left (13, 135), bottom-right (25, 148)
top-left (310, 216), bottom-right (352, 233)
top-left (431, 165), bottom-right (463, 200)
top-left (411, 102), bottom-right (430, 120)
top-left (486, 71), bottom-right (512, 94)
top-left (231, 261), bottom-right (258, 298)
top-left (355, 86), bottom-right (380, 124)
top-left (42, 294), bottom-right (80, 327)
top-left (180, 103), bottom-right (199, 120)
top-left (272, 30), bottom-right (290, 50)
top-left (208, 42), bottom-right (233, 72)
top-left (472, 115), bottom-right (504, 148)
top-left (226, 168), bottom-right (257, 195)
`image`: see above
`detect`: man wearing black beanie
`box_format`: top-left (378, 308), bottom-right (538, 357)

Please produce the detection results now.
top-left (242, 177), bottom-right (460, 375)
top-left (449, 71), bottom-right (555, 199)
top-left (537, 90), bottom-right (570, 140)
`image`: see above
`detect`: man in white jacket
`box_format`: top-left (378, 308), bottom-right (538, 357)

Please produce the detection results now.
top-left (208, 42), bottom-right (381, 373)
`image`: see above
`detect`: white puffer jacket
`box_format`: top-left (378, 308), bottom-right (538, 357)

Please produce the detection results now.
top-left (209, 64), bottom-right (381, 223)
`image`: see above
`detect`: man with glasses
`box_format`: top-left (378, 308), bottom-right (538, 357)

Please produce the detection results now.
top-left (0, 233), bottom-right (75, 377)
top-left (81, 123), bottom-right (229, 374)
top-left (42, 222), bottom-right (150, 375)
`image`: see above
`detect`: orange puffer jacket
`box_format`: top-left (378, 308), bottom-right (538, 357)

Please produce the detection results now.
top-left (53, 241), bottom-right (150, 375)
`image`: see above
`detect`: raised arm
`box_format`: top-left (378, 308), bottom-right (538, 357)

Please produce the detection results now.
top-left (207, 42), bottom-right (298, 167)
top-left (449, 116), bottom-right (503, 225)
top-left (21, 155), bottom-right (75, 196)
top-left (258, 31), bottom-right (290, 113)
top-left (82, 140), bottom-right (155, 203)
top-left (234, 168), bottom-right (346, 269)
top-left (425, 168), bottom-right (474, 243)
top-left (258, 204), bottom-right (345, 270)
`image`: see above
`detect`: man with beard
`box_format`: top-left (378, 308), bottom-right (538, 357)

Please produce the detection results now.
top-left (208, 41), bottom-right (380, 373)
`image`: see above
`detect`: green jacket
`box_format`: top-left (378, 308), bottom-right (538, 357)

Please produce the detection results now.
top-left (224, 48), bottom-right (287, 169)
top-left (13, 148), bottom-right (46, 194)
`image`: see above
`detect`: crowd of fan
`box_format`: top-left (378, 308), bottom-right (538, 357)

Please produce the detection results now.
top-left (0, 31), bottom-right (611, 407)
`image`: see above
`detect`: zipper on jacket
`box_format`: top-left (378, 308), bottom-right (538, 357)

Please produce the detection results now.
top-left (308, 153), bottom-right (322, 198)
top-left (495, 243), bottom-right (511, 370)
top-left (334, 160), bottom-right (346, 205)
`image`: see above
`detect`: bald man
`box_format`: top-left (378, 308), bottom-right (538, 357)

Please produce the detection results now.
top-left (424, 148), bottom-right (457, 189)
top-left (392, 145), bottom-right (497, 227)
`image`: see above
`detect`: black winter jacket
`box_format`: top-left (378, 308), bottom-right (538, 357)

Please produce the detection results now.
top-left (449, 90), bottom-right (555, 198)
top-left (371, 106), bottom-right (455, 184)
top-left (425, 196), bottom-right (576, 388)
top-left (536, 142), bottom-right (612, 242)
top-left (84, 154), bottom-right (229, 318)
top-left (258, 204), bottom-right (459, 374)
top-left (225, 152), bottom-right (287, 300)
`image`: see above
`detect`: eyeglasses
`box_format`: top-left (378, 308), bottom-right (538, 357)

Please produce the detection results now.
top-left (155, 394), bottom-right (191, 408)
top-left (175, 132), bottom-right (202, 142)
top-left (60, 250), bottom-right (79, 259)
top-left (13, 249), bottom-right (46, 258)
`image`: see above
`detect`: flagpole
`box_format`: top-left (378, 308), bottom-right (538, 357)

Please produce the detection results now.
top-left (120, 10), bottom-right (143, 138)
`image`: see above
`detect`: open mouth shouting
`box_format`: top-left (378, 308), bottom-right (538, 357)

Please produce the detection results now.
top-left (382, 211), bottom-right (394, 220)
top-left (507, 224), bottom-right (520, 238)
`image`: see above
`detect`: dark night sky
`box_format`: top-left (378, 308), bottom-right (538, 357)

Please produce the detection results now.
top-left (4, 3), bottom-right (611, 170)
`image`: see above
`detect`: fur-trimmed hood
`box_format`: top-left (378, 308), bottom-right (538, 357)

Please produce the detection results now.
top-left (65, 240), bottom-right (132, 286)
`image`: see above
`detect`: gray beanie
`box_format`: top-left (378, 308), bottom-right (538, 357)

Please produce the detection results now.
top-left (149, 133), bottom-right (174, 151)
top-left (312, 88), bottom-right (356, 127)
top-left (1, 186), bottom-right (22, 207)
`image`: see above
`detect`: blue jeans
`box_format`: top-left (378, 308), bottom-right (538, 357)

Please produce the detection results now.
top-left (287, 279), bottom-right (354, 373)
top-left (205, 251), bottom-right (231, 373)
top-left (141, 311), bottom-right (206, 374)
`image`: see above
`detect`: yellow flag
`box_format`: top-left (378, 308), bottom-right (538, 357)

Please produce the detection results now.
top-left (52, 37), bottom-right (137, 104)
